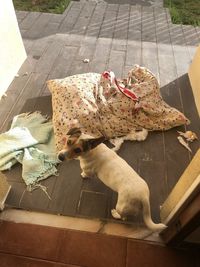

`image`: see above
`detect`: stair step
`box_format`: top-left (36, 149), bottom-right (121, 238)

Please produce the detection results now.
top-left (80, 0), bottom-right (163, 7)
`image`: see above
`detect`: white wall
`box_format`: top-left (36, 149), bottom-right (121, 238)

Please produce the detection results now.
top-left (0, 0), bottom-right (27, 98)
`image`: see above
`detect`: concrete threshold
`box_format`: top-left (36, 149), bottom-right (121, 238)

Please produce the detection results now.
top-left (0, 208), bottom-right (163, 243)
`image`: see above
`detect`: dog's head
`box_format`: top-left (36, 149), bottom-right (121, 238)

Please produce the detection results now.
top-left (58, 128), bottom-right (105, 161)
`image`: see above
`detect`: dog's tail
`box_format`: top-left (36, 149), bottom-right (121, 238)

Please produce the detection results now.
top-left (142, 197), bottom-right (167, 232)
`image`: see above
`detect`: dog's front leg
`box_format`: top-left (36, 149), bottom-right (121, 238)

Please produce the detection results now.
top-left (81, 171), bottom-right (89, 178)
top-left (81, 169), bottom-right (95, 178)
top-left (80, 160), bottom-right (94, 179)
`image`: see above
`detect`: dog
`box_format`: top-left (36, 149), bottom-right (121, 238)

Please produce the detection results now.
top-left (58, 128), bottom-right (166, 232)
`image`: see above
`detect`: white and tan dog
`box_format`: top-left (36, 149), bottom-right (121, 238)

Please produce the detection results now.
top-left (58, 128), bottom-right (166, 232)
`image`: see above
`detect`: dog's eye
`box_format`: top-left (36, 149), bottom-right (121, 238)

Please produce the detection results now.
top-left (73, 147), bottom-right (82, 154)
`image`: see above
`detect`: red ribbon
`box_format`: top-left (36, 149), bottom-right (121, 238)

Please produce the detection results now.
top-left (102, 71), bottom-right (138, 101)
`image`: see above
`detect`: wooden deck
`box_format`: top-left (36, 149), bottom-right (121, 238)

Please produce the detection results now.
top-left (1, 0), bottom-right (200, 227)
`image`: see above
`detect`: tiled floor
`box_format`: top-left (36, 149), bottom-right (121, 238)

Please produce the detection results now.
top-left (0, 0), bottom-right (200, 235)
top-left (0, 220), bottom-right (199, 267)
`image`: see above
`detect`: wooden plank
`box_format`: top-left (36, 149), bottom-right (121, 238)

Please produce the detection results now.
top-left (48, 46), bottom-right (79, 79)
top-left (47, 13), bottom-right (64, 24)
top-left (142, 41), bottom-right (159, 80)
top-left (172, 45), bottom-right (191, 77)
top-left (34, 39), bottom-right (64, 74)
top-left (161, 80), bottom-right (183, 110)
top-left (158, 44), bottom-right (177, 87)
top-left (154, 7), bottom-right (171, 44)
top-left (182, 25), bottom-right (199, 47)
top-left (99, 4), bottom-right (119, 38)
top-left (5, 181), bottom-right (26, 208)
top-left (23, 13), bottom-right (51, 39)
top-left (138, 160), bottom-right (167, 223)
top-left (68, 37), bottom-right (97, 76)
top-left (15, 11), bottom-right (29, 21)
top-left (48, 161), bottom-right (82, 216)
top-left (81, 176), bottom-right (108, 194)
top-left (112, 4), bottom-right (130, 51)
top-left (1, 72), bottom-right (48, 133)
top-left (158, 40), bottom-right (191, 195)
top-left (20, 12), bottom-right (41, 30)
top-left (3, 164), bottom-right (23, 183)
top-left (118, 141), bottom-right (141, 171)
top-left (28, 36), bottom-right (54, 57)
top-left (125, 40), bottom-right (142, 66)
top-left (18, 95), bottom-right (52, 120)
top-left (161, 81), bottom-right (189, 194)
top-left (86, 2), bottom-right (107, 37)
top-left (89, 38), bottom-right (112, 73)
top-left (18, 175), bottom-right (57, 212)
top-left (107, 50), bottom-right (125, 77)
top-left (70, 2), bottom-right (96, 35)
top-left (140, 132), bottom-right (165, 162)
top-left (63, 2), bottom-right (99, 75)
top-left (164, 127), bottom-right (190, 194)
top-left (128, 5), bottom-right (142, 41)
top-left (77, 190), bottom-right (108, 219)
top-left (178, 74), bottom-right (200, 155)
top-left (33, 95), bottom-right (52, 117)
top-left (142, 7), bottom-right (156, 42)
top-left (59, 2), bottom-right (85, 33)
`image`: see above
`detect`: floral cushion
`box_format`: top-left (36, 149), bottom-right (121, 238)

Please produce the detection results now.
top-left (47, 65), bottom-right (189, 151)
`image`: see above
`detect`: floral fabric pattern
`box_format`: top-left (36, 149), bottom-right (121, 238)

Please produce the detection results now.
top-left (47, 65), bottom-right (189, 151)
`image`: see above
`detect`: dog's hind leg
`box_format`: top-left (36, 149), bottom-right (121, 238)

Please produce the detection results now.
top-left (111, 197), bottom-right (127, 221)
top-left (81, 172), bottom-right (89, 178)
top-left (142, 196), bottom-right (166, 231)
top-left (111, 209), bottom-right (122, 219)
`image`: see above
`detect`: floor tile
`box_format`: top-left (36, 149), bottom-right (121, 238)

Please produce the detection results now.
top-left (127, 240), bottom-right (197, 267)
top-left (0, 252), bottom-right (82, 267)
top-left (58, 230), bottom-right (127, 267)
top-left (0, 221), bottom-right (63, 261)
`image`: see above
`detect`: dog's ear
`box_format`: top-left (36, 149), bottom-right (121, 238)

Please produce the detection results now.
top-left (83, 136), bottom-right (105, 150)
top-left (67, 128), bottom-right (81, 137)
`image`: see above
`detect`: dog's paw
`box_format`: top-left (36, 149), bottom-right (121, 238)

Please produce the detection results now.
top-left (126, 129), bottom-right (148, 141)
top-left (110, 138), bottom-right (124, 151)
top-left (136, 128), bottom-right (148, 141)
top-left (111, 209), bottom-right (122, 219)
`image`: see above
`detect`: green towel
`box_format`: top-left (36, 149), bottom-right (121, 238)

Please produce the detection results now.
top-left (0, 112), bottom-right (59, 187)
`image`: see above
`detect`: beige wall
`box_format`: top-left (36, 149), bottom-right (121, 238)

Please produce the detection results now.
top-left (0, 0), bottom-right (27, 98)
top-left (188, 45), bottom-right (200, 116)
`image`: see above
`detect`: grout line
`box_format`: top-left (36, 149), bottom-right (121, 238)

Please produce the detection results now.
top-left (125, 238), bottom-right (128, 267)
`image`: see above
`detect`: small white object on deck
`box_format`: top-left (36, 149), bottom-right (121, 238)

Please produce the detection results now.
top-left (177, 136), bottom-right (192, 153)
top-left (83, 58), bottom-right (90, 63)
top-left (177, 130), bottom-right (198, 142)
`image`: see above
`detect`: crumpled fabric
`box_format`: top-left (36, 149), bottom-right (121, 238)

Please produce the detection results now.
top-left (0, 112), bottom-right (59, 187)
top-left (47, 65), bottom-right (189, 151)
